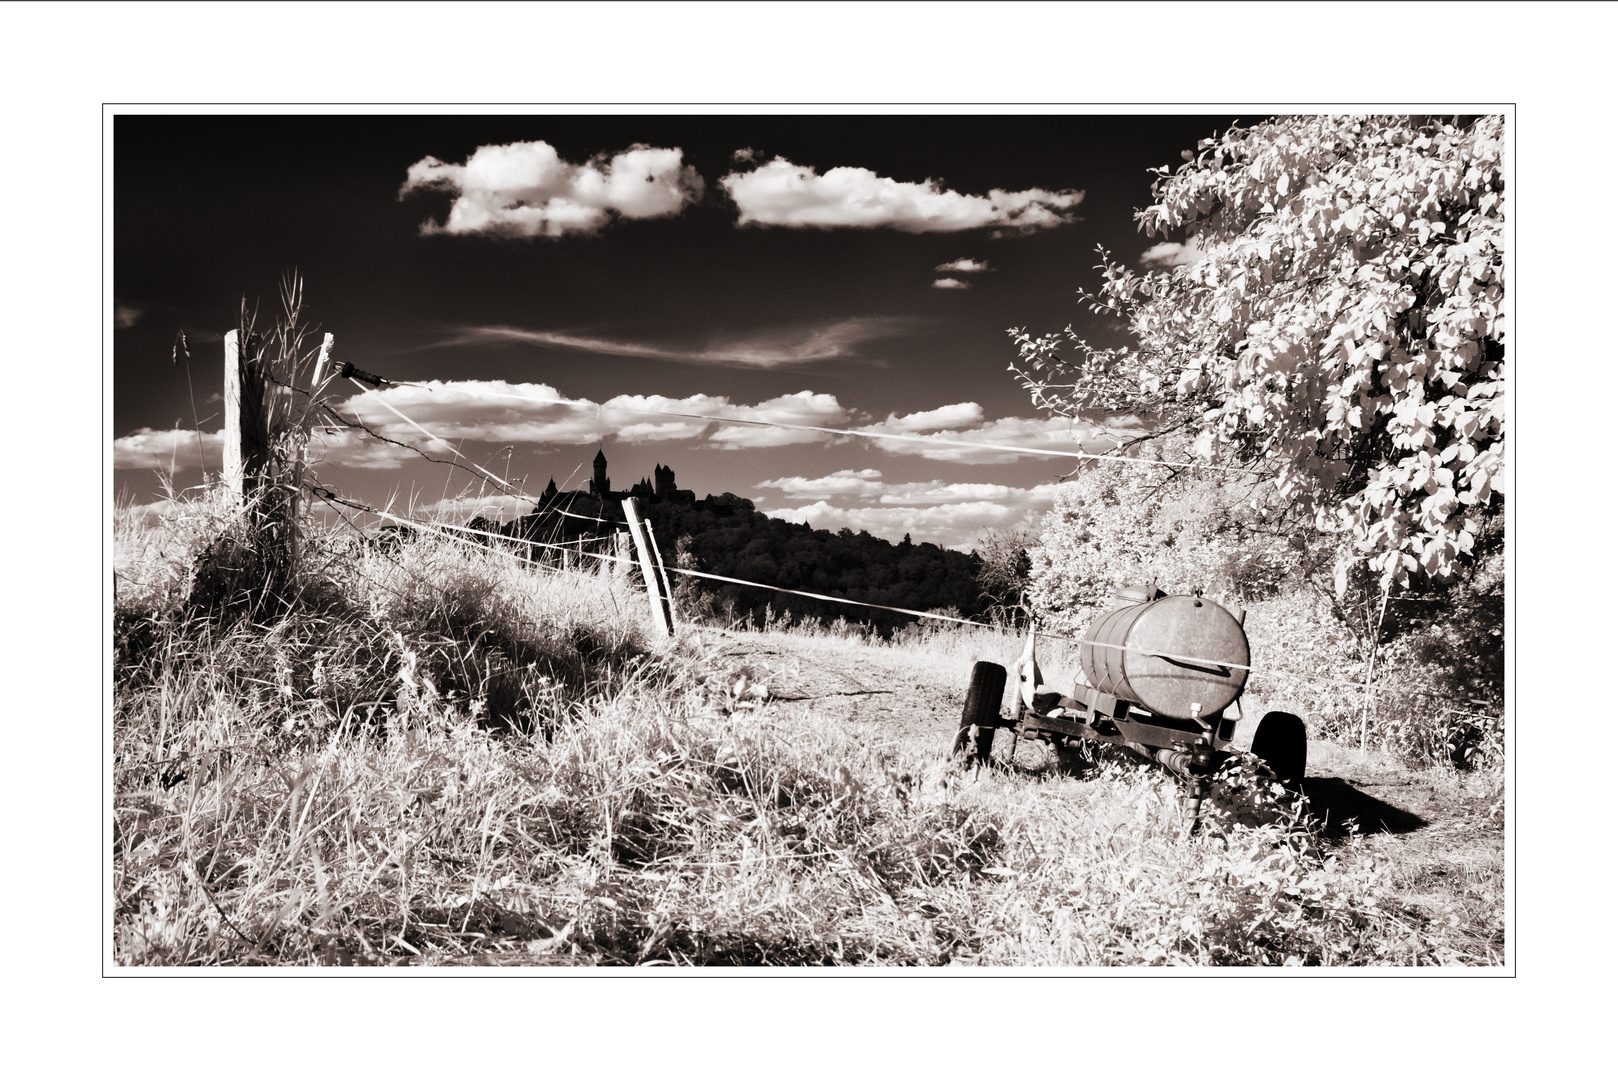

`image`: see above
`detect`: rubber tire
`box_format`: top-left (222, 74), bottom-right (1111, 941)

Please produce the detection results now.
top-left (953, 661), bottom-right (1007, 765)
top-left (1251, 711), bottom-right (1307, 791)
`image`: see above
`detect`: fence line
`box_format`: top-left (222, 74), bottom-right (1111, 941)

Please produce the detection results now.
top-left (305, 482), bottom-right (1502, 718)
top-left (301, 368), bottom-right (1501, 718)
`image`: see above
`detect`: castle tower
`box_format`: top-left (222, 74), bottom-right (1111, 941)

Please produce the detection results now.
top-left (654, 463), bottom-right (676, 498)
top-left (591, 448), bottom-right (609, 496)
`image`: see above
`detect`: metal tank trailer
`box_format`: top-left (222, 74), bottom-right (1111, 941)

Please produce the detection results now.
top-left (953, 584), bottom-right (1307, 829)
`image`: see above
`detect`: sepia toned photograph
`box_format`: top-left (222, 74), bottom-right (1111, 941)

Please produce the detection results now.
top-left (110, 108), bottom-right (1507, 970)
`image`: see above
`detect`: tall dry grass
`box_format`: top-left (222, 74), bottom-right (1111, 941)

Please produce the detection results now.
top-left (112, 492), bottom-right (1501, 966)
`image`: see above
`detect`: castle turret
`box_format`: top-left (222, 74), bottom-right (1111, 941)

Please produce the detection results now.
top-left (591, 448), bottom-right (609, 496)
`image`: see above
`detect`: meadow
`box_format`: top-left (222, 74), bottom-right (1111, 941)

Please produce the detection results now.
top-left (111, 489), bottom-right (1504, 966)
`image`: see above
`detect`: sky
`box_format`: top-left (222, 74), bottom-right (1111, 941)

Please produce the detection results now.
top-left (113, 113), bottom-right (1247, 550)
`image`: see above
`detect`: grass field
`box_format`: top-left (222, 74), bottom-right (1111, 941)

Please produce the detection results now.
top-left (111, 501), bottom-right (1505, 966)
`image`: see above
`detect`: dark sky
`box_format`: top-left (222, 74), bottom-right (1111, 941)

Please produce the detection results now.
top-left (114, 113), bottom-right (1248, 549)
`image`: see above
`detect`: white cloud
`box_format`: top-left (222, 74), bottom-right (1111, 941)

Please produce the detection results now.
top-left (877, 480), bottom-right (1061, 508)
top-left (703, 391), bottom-right (854, 448)
top-left (400, 140), bottom-right (704, 238)
top-left (766, 499), bottom-right (1049, 552)
top-left (720, 157), bottom-right (1083, 233)
top-left (442, 316), bottom-right (917, 368)
top-left (852, 413), bottom-right (1107, 464)
top-left (307, 427), bottom-right (421, 470)
top-left (303, 380), bottom-right (1129, 470)
top-left (756, 476), bottom-right (1061, 549)
top-left (113, 427), bottom-right (222, 471)
top-left (864, 402), bottom-right (983, 434)
top-left (932, 277), bottom-right (970, 290)
top-left (112, 424), bottom-right (427, 473)
top-left (342, 381), bottom-right (607, 447)
top-left (935, 258), bottom-right (989, 273)
top-left (334, 382), bottom-right (860, 453)
top-left (1139, 239), bottom-right (1206, 270)
top-left (757, 468), bottom-right (885, 500)
top-left (416, 493), bottom-right (536, 523)
top-left (116, 303), bottom-right (142, 329)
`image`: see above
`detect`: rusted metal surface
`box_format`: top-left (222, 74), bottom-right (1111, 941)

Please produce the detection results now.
top-left (1078, 593), bottom-right (1250, 720)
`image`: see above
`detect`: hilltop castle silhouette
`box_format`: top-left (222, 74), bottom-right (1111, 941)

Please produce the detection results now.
top-left (548, 447), bottom-right (699, 507)
top-left (497, 448), bottom-right (743, 545)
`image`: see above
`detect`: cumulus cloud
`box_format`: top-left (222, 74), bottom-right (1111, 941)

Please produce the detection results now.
top-left (1139, 239), bottom-right (1206, 270)
top-left (931, 277), bottom-right (970, 290)
top-left (116, 303), bottom-right (142, 329)
top-left (113, 427), bottom-right (222, 471)
top-left (334, 382), bottom-right (860, 453)
top-left (864, 402), bottom-right (983, 434)
top-left (765, 499), bottom-right (1050, 552)
top-left (757, 468), bottom-right (885, 500)
top-left (400, 140), bottom-right (704, 238)
top-left (306, 427), bottom-right (421, 470)
top-left (843, 408), bottom-right (1117, 464)
top-left (755, 475), bottom-right (1062, 549)
top-left (876, 480), bottom-right (1062, 508)
top-left (703, 391), bottom-right (854, 448)
top-left (935, 258), bottom-right (989, 273)
top-left (720, 157), bottom-right (1083, 233)
top-left (442, 316), bottom-right (916, 368)
top-left (341, 381), bottom-right (610, 448)
top-left (417, 493), bottom-right (536, 523)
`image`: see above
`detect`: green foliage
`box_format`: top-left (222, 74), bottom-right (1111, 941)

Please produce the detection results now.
top-left (1011, 115), bottom-right (1505, 589)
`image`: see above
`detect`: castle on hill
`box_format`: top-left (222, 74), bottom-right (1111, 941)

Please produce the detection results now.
top-left (497, 448), bottom-right (744, 546)
top-left (540, 448), bottom-right (700, 510)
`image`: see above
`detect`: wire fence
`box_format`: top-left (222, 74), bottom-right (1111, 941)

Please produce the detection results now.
top-left (202, 353), bottom-right (1504, 722)
top-left (304, 478), bottom-right (1502, 720)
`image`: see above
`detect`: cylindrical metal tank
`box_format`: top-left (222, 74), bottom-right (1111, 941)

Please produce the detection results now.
top-left (1079, 593), bottom-right (1250, 720)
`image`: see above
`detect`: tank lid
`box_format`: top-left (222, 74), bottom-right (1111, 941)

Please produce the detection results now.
top-left (1114, 582), bottom-right (1164, 604)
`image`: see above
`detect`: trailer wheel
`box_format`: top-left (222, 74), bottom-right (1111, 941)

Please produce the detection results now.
top-left (1251, 711), bottom-right (1307, 791)
top-left (952, 661), bottom-right (1006, 766)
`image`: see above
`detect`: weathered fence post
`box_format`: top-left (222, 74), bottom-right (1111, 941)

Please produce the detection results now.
top-left (643, 521), bottom-right (678, 628)
top-left (222, 329), bottom-right (244, 501)
top-left (222, 328), bottom-right (269, 506)
top-left (623, 498), bottom-right (673, 639)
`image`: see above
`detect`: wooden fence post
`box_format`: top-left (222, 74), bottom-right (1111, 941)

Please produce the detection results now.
top-left (623, 498), bottom-right (673, 639)
top-left (643, 523), bottom-right (678, 628)
top-left (222, 329), bottom-right (243, 500)
top-left (222, 328), bottom-right (268, 506)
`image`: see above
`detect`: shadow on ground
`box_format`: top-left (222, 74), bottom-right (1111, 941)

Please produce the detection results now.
top-left (1302, 776), bottom-right (1428, 840)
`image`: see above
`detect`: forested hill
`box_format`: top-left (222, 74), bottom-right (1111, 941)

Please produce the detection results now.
top-left (641, 495), bottom-right (988, 632)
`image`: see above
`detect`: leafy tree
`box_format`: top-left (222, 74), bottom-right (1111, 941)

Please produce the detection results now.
top-left (1025, 439), bottom-right (1300, 634)
top-left (971, 527), bottom-right (1036, 623)
top-left (630, 496), bottom-right (990, 632)
top-left (1010, 115), bottom-right (1505, 590)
